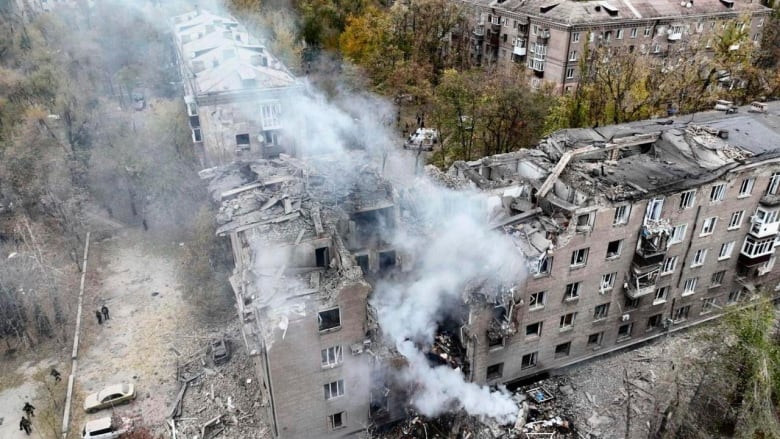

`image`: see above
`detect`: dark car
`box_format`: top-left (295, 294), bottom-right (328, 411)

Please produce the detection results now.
top-left (211, 338), bottom-right (231, 365)
top-left (131, 90), bottom-right (145, 111)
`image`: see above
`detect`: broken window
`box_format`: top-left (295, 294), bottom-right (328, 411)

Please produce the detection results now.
top-left (727, 290), bottom-right (742, 304)
top-left (488, 335), bottom-right (505, 348)
top-left (654, 286), bottom-right (669, 303)
top-left (379, 251), bottom-right (396, 271)
top-left (192, 128), bottom-right (202, 142)
top-left (613, 205), bottom-right (630, 225)
top-left (554, 342), bottom-right (571, 358)
top-left (526, 321), bottom-right (543, 337)
top-left (710, 183), bottom-right (726, 202)
top-left (564, 282), bottom-right (581, 300)
top-left (235, 133), bottom-right (250, 147)
top-left (355, 254), bottom-right (369, 273)
top-left (670, 224), bottom-right (687, 243)
top-left (521, 352), bottom-right (538, 369)
top-left (719, 241), bottom-right (735, 260)
top-left (318, 308), bottom-right (341, 332)
top-left (768, 172), bottom-right (780, 195)
top-left (529, 291), bottom-right (546, 310)
top-left (587, 332), bottom-right (603, 347)
top-left (605, 240), bottom-right (622, 259)
top-left (324, 380), bottom-right (345, 400)
top-left (600, 272), bottom-right (616, 291)
top-left (560, 312), bottom-right (577, 329)
top-left (728, 211), bottom-right (744, 229)
top-left (683, 277), bottom-right (698, 295)
top-left (321, 346), bottom-right (343, 368)
top-left (701, 298), bottom-right (716, 314)
top-left (679, 190), bottom-right (696, 209)
top-left (661, 256), bottom-right (677, 274)
top-left (701, 217), bottom-right (717, 235)
top-left (673, 305), bottom-right (691, 322)
top-left (645, 198), bottom-right (664, 223)
top-left (711, 271), bottom-right (725, 287)
top-left (625, 297), bottom-right (640, 309)
top-left (647, 314), bottom-right (663, 330)
top-left (691, 248), bottom-right (707, 267)
top-left (328, 412), bottom-right (346, 430)
top-left (739, 178), bottom-right (755, 197)
top-left (617, 323), bottom-right (633, 339)
top-left (576, 213), bottom-right (593, 229)
top-left (315, 247), bottom-right (330, 268)
top-left (570, 248), bottom-right (589, 267)
top-left (534, 255), bottom-right (553, 276)
top-left (593, 303), bottom-right (610, 320)
top-left (486, 363), bottom-right (504, 380)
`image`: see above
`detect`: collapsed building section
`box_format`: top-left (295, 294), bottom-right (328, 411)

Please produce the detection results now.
top-left (206, 153), bottom-right (409, 438)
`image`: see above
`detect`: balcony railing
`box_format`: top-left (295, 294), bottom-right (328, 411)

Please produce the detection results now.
top-left (513, 46), bottom-right (527, 56)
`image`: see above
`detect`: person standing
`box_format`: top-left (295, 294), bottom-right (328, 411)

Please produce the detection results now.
top-left (19, 416), bottom-right (31, 435)
top-left (101, 305), bottom-right (110, 321)
top-left (95, 310), bottom-right (103, 325)
top-left (51, 368), bottom-right (62, 382)
top-left (23, 402), bottom-right (35, 417)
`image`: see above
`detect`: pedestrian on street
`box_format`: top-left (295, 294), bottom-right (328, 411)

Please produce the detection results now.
top-left (95, 310), bottom-right (103, 325)
top-left (51, 368), bottom-right (62, 382)
top-left (23, 402), bottom-right (35, 417)
top-left (19, 416), bottom-right (31, 435)
top-left (101, 305), bottom-right (110, 321)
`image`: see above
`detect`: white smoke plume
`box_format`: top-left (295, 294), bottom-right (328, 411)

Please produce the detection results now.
top-left (372, 179), bottom-right (525, 423)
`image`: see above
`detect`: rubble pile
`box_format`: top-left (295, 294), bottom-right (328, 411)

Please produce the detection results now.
top-left (167, 325), bottom-right (271, 439)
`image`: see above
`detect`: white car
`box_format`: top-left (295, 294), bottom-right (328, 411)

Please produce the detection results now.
top-left (82, 416), bottom-right (132, 439)
top-left (83, 383), bottom-right (136, 413)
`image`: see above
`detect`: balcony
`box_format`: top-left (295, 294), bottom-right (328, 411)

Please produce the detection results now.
top-left (760, 193), bottom-right (780, 207)
top-left (750, 217), bottom-right (780, 238)
top-left (634, 225), bottom-right (670, 267)
top-left (528, 59), bottom-right (544, 72)
top-left (490, 21), bottom-right (501, 32)
top-left (624, 264), bottom-right (661, 299)
top-left (667, 32), bottom-right (682, 41)
top-left (513, 46), bottom-right (527, 56)
top-left (473, 25), bottom-right (485, 39)
top-left (739, 235), bottom-right (776, 264)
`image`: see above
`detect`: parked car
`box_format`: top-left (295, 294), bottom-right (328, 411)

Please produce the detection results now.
top-left (84, 383), bottom-right (136, 413)
top-left (211, 337), bottom-right (231, 365)
top-left (403, 128), bottom-right (439, 151)
top-left (81, 416), bottom-right (132, 439)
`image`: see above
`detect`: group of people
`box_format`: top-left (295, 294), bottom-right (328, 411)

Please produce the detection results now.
top-left (19, 402), bottom-right (35, 435)
top-left (95, 304), bottom-right (110, 324)
top-left (18, 369), bottom-right (61, 435)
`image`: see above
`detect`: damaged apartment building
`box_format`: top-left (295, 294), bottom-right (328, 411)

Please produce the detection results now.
top-left (205, 153), bottom-right (406, 438)
top-left (171, 9), bottom-right (301, 167)
top-left (451, 101), bottom-right (780, 385)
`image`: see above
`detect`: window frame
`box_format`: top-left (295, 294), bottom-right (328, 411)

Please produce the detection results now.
top-left (691, 248), bottom-right (707, 267)
top-left (554, 342), bottom-right (571, 358)
top-left (709, 183), bottom-right (726, 202)
top-left (679, 190), bottom-right (696, 209)
top-left (661, 256), bottom-right (677, 275)
top-left (605, 239), bottom-right (623, 259)
top-left (570, 248), bottom-right (589, 267)
top-left (728, 211), bottom-right (744, 230)
top-left (739, 178), bottom-right (755, 198)
top-left (670, 224), bottom-right (687, 243)
top-left (564, 282), bottom-right (581, 301)
top-left (617, 323), bottom-right (633, 339)
top-left (521, 352), bottom-right (538, 369)
top-left (324, 380), bottom-right (345, 400)
top-left (682, 277), bottom-right (698, 295)
top-left (559, 312), bottom-right (577, 329)
top-left (525, 321), bottom-right (543, 337)
top-left (654, 286), bottom-right (669, 304)
top-left (318, 308), bottom-right (342, 332)
top-left (701, 217), bottom-right (717, 236)
top-left (328, 412), bottom-right (346, 430)
top-left (593, 303), bottom-right (610, 320)
top-left (718, 241), bottom-right (735, 260)
top-left (321, 346), bottom-right (344, 368)
top-left (613, 205), bottom-right (630, 225)
top-left (710, 270), bottom-right (725, 287)
top-left (529, 291), bottom-right (546, 310)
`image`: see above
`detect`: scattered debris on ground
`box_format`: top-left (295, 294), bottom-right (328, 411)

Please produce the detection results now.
top-left (167, 324), bottom-right (270, 439)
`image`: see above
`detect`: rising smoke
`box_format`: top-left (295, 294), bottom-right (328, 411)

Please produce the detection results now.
top-left (163, 0), bottom-right (525, 424)
top-left (372, 180), bottom-right (524, 423)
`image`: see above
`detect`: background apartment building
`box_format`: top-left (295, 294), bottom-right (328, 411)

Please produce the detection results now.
top-left (171, 10), bottom-right (301, 167)
top-left (459, 0), bottom-right (771, 91)
top-left (453, 102), bottom-right (780, 385)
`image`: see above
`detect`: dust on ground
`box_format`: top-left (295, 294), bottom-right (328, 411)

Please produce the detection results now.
top-left (0, 357), bottom-right (61, 439)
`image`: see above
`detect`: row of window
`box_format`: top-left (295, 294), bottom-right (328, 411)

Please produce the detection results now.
top-left (499, 293), bottom-right (742, 376)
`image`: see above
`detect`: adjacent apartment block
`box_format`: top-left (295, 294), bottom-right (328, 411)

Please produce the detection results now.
top-left (207, 102), bottom-right (780, 438)
top-left (457, 0), bottom-right (771, 91)
top-left (171, 10), bottom-right (301, 167)
top-left (454, 103), bottom-right (780, 384)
